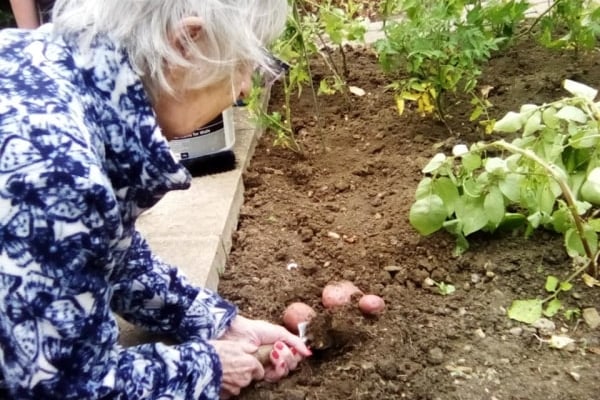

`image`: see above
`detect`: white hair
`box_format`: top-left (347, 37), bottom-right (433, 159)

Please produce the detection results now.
top-left (52, 0), bottom-right (288, 99)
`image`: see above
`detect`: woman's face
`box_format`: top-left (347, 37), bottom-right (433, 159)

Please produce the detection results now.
top-left (153, 65), bottom-right (253, 140)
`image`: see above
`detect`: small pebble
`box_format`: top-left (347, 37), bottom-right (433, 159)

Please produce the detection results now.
top-left (582, 307), bottom-right (600, 329)
top-left (509, 327), bottom-right (523, 336)
top-left (427, 347), bottom-right (444, 365)
top-left (533, 318), bottom-right (556, 335)
top-left (569, 371), bottom-right (581, 382)
top-left (474, 328), bottom-right (486, 339)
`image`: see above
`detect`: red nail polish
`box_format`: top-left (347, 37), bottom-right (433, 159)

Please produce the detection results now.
top-left (275, 343), bottom-right (284, 351)
top-left (291, 347), bottom-right (298, 355)
top-left (280, 362), bottom-right (286, 369)
top-left (272, 350), bottom-right (280, 360)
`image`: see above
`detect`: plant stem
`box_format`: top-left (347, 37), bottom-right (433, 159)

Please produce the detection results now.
top-left (292, 0), bottom-right (324, 148)
top-left (491, 140), bottom-right (597, 273)
top-left (518, 0), bottom-right (562, 38)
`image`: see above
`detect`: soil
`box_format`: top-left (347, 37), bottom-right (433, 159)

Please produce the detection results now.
top-left (218, 34), bottom-right (600, 399)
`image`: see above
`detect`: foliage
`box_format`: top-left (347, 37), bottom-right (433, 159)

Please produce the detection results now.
top-left (246, 0), bottom-right (366, 153)
top-left (375, 0), bottom-right (523, 126)
top-left (467, 0), bottom-right (529, 42)
top-left (507, 275), bottom-right (573, 323)
top-left (536, 0), bottom-right (600, 53)
top-left (313, 0), bottom-right (366, 94)
top-left (410, 79), bottom-right (600, 323)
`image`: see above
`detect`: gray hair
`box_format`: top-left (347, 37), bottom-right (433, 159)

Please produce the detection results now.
top-left (52, 0), bottom-right (288, 99)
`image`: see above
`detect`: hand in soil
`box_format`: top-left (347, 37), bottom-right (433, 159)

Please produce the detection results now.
top-left (219, 315), bottom-right (311, 382)
top-left (209, 339), bottom-right (265, 399)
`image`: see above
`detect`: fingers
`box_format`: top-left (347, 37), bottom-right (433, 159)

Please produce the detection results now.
top-left (264, 340), bottom-right (302, 383)
top-left (211, 339), bottom-right (265, 396)
top-left (241, 343), bottom-right (265, 382)
top-left (273, 325), bottom-right (312, 357)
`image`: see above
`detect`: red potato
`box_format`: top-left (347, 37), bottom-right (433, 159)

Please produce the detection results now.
top-left (282, 302), bottom-right (316, 333)
top-left (358, 294), bottom-right (385, 315)
top-left (321, 280), bottom-right (363, 309)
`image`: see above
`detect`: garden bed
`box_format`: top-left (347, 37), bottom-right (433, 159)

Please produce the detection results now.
top-left (219, 35), bottom-right (600, 399)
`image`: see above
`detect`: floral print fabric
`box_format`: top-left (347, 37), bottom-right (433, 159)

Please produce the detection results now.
top-left (0, 25), bottom-right (237, 399)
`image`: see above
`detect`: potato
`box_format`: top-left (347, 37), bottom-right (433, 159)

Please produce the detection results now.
top-left (282, 302), bottom-right (316, 333)
top-left (322, 280), bottom-right (363, 309)
top-left (358, 294), bottom-right (385, 315)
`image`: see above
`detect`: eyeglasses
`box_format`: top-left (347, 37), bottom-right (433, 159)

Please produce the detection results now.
top-left (234, 51), bottom-right (290, 106)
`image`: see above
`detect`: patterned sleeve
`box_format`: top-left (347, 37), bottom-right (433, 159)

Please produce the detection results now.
top-left (109, 231), bottom-right (238, 341)
top-left (0, 168), bottom-right (226, 398)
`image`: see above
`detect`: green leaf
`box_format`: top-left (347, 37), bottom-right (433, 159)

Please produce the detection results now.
top-left (569, 127), bottom-right (599, 149)
top-left (494, 111), bottom-right (524, 133)
top-left (551, 207), bottom-right (573, 233)
top-left (469, 105), bottom-right (483, 121)
top-left (433, 177), bottom-right (459, 216)
top-left (461, 153), bottom-right (482, 172)
top-left (484, 187), bottom-right (505, 228)
top-left (556, 105), bottom-right (587, 123)
top-left (455, 195), bottom-right (488, 236)
top-left (588, 218), bottom-right (600, 232)
top-left (453, 234), bottom-right (469, 255)
top-left (484, 157), bottom-right (507, 174)
top-left (523, 111), bottom-right (543, 136)
top-left (462, 177), bottom-right (483, 197)
top-left (318, 79), bottom-right (335, 95)
top-left (499, 173), bottom-right (523, 203)
top-left (415, 177), bottom-right (433, 200)
top-left (545, 275), bottom-right (559, 293)
top-left (542, 107), bottom-right (559, 128)
top-left (538, 184), bottom-right (557, 215)
top-left (565, 226), bottom-right (598, 257)
top-left (519, 104), bottom-right (538, 114)
top-left (409, 195), bottom-right (447, 236)
top-left (575, 200), bottom-right (593, 215)
top-left (543, 298), bottom-right (562, 317)
top-left (560, 281), bottom-right (573, 292)
top-left (508, 299), bottom-right (543, 324)
top-left (563, 79), bottom-right (598, 101)
top-left (497, 212), bottom-right (526, 231)
top-left (527, 211), bottom-right (542, 229)
top-left (580, 167), bottom-right (600, 205)
top-left (437, 282), bottom-right (456, 296)
top-left (564, 308), bottom-right (580, 321)
top-left (422, 153), bottom-right (447, 173)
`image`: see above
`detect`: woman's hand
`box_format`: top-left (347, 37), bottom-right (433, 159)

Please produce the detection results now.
top-left (220, 315), bottom-right (312, 382)
top-left (209, 340), bottom-right (265, 399)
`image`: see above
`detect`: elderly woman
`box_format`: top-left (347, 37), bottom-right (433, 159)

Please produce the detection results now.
top-left (0, 0), bottom-right (310, 399)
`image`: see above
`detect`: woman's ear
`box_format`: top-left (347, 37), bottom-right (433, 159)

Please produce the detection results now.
top-left (169, 16), bottom-right (204, 59)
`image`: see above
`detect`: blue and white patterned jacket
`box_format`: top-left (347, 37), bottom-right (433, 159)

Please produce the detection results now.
top-left (0, 25), bottom-right (237, 399)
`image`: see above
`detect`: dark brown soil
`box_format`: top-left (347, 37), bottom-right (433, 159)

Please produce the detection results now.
top-left (219, 35), bottom-right (600, 400)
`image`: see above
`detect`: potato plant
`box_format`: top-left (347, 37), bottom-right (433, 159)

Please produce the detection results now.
top-left (375, 0), bottom-right (525, 128)
top-left (409, 79), bottom-right (600, 323)
top-left (245, 0), bottom-right (366, 153)
top-left (534, 0), bottom-right (600, 54)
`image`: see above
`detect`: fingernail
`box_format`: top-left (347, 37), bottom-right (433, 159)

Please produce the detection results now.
top-left (272, 350), bottom-right (280, 360)
top-left (275, 343), bottom-right (284, 351)
top-left (291, 347), bottom-right (298, 355)
top-left (280, 362), bottom-right (286, 369)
